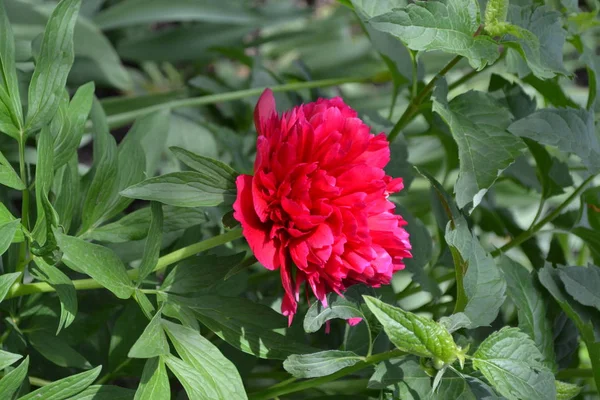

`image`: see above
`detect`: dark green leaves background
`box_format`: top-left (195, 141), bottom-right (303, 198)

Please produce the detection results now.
top-left (0, 0), bottom-right (599, 399)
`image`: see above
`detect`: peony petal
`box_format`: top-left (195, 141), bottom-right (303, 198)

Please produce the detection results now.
top-left (234, 175), bottom-right (280, 270)
top-left (254, 89), bottom-right (277, 136)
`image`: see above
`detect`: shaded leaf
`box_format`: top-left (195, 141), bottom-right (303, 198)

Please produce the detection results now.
top-left (0, 220), bottom-right (20, 256)
top-left (0, 272), bottom-right (21, 303)
top-left (19, 365), bottom-right (101, 400)
top-left (28, 330), bottom-right (91, 369)
top-left (68, 385), bottom-right (136, 400)
top-left (134, 358), bottom-right (170, 400)
top-left (0, 350), bottom-right (22, 371)
top-left (0, 150), bottom-right (25, 190)
top-left (558, 265), bottom-right (600, 311)
top-left (136, 202), bottom-right (163, 285)
top-left (128, 311), bottom-right (169, 359)
top-left (0, 356), bottom-right (28, 398)
top-left (284, 350), bottom-right (363, 378)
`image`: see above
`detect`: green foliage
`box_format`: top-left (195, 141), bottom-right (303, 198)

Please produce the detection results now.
top-left (0, 0), bottom-right (599, 398)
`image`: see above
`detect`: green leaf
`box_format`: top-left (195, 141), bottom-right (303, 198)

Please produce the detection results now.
top-left (19, 365), bottom-right (101, 400)
top-left (55, 231), bottom-right (134, 299)
top-left (166, 294), bottom-right (316, 359)
top-left (53, 157), bottom-right (79, 233)
top-left (555, 380), bottom-right (581, 400)
top-left (162, 320), bottom-right (248, 400)
top-left (120, 171), bottom-right (237, 208)
top-left (499, 256), bottom-right (556, 369)
top-left (53, 82), bottom-right (94, 171)
top-left (539, 264), bottom-right (600, 342)
top-left (0, 271), bottom-right (21, 303)
top-left (68, 385), bottom-right (136, 400)
top-left (369, 0), bottom-right (500, 70)
top-left (303, 285), bottom-right (372, 333)
top-left (0, 150), bottom-right (25, 190)
top-left (0, 219), bottom-right (20, 256)
top-left (558, 265), bottom-right (600, 311)
top-left (0, 350), bottom-right (22, 370)
top-left (438, 312), bottom-right (471, 333)
top-left (161, 252), bottom-right (246, 294)
top-left (432, 80), bottom-right (525, 210)
top-left (502, 5), bottom-right (567, 79)
top-left (571, 227), bottom-right (600, 265)
top-left (32, 125), bottom-right (55, 243)
top-left (128, 311), bottom-right (169, 359)
top-left (25, 0), bottom-right (81, 131)
top-left (31, 257), bottom-right (77, 334)
top-left (351, 0), bottom-right (413, 87)
top-left (136, 202), bottom-right (163, 285)
top-left (445, 217), bottom-right (506, 328)
top-left (0, 356), bottom-right (28, 398)
top-left (363, 296), bottom-right (459, 364)
top-left (368, 356), bottom-right (432, 398)
top-left (525, 140), bottom-right (573, 199)
top-left (109, 302), bottom-right (148, 369)
top-left (94, 0), bottom-right (259, 30)
top-left (521, 75), bottom-right (578, 109)
top-left (28, 330), bottom-right (92, 369)
top-left (433, 372), bottom-right (502, 400)
top-left (134, 289), bottom-right (156, 321)
top-left (163, 354), bottom-right (216, 400)
top-left (508, 108), bottom-right (600, 173)
top-left (283, 350), bottom-right (363, 379)
top-left (170, 146), bottom-right (237, 185)
top-left (80, 99), bottom-right (118, 233)
top-left (472, 327), bottom-right (556, 400)
top-left (83, 205), bottom-right (207, 243)
top-left (583, 187), bottom-right (600, 231)
top-left (0, 0), bottom-right (23, 138)
top-left (0, 203), bottom-right (23, 243)
top-left (134, 358), bottom-right (170, 400)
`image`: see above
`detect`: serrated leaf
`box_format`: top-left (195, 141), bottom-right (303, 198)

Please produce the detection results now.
top-left (55, 231), bottom-right (134, 299)
top-left (555, 380), bottom-right (580, 400)
top-left (128, 311), bottom-right (169, 359)
top-left (68, 385), bottom-right (136, 400)
top-left (0, 219), bottom-right (20, 256)
top-left (162, 320), bottom-right (247, 400)
top-left (525, 140), bottom-right (573, 199)
top-left (19, 365), bottom-right (101, 400)
top-left (500, 256), bottom-right (556, 370)
top-left (472, 327), bottom-right (556, 400)
top-left (0, 0), bottom-right (23, 138)
top-left (28, 330), bottom-right (92, 369)
top-left (0, 271), bottom-right (21, 303)
top-left (284, 350), bottom-right (363, 378)
top-left (0, 350), bottom-right (22, 370)
top-left (558, 265), bottom-right (600, 311)
top-left (0, 356), bottom-right (28, 398)
top-left (83, 205), bottom-right (207, 243)
top-left (120, 171), bottom-right (237, 207)
top-left (432, 370), bottom-right (503, 400)
top-left (25, 0), bottom-right (81, 131)
top-left (432, 80), bottom-right (525, 210)
top-left (0, 150), bottom-right (25, 190)
top-left (31, 257), bottom-right (77, 334)
top-left (508, 107), bottom-right (600, 173)
top-left (53, 82), bottom-right (94, 170)
top-left (445, 217), bottom-right (506, 328)
top-left (438, 313), bottom-right (471, 333)
top-left (134, 358), bottom-right (170, 400)
top-left (136, 202), bottom-right (163, 285)
top-left (363, 296), bottom-right (459, 363)
top-left (502, 5), bottom-right (567, 79)
top-left (303, 285), bottom-right (373, 333)
top-left (369, 0), bottom-right (500, 70)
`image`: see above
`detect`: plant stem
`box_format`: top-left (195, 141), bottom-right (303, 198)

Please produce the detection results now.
top-left (17, 136), bottom-right (29, 274)
top-left (103, 76), bottom-right (375, 130)
top-left (448, 68), bottom-right (479, 91)
top-left (490, 175), bottom-right (596, 258)
top-left (388, 55), bottom-right (462, 142)
top-left (409, 50), bottom-right (419, 99)
top-left (5, 228), bottom-right (243, 299)
top-left (556, 368), bottom-right (593, 379)
top-left (248, 349), bottom-right (404, 400)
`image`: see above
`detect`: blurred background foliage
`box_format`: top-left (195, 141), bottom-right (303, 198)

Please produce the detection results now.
top-left (1, 0), bottom-right (599, 397)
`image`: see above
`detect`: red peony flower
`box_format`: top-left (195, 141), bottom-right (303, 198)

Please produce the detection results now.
top-left (234, 89), bottom-right (412, 325)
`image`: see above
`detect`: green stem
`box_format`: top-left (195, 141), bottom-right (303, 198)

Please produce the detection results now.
top-left (448, 68), bottom-right (479, 90)
top-left (5, 228), bottom-right (243, 299)
top-left (17, 136), bottom-right (29, 274)
top-left (103, 77), bottom-right (375, 130)
top-left (409, 50), bottom-right (419, 99)
top-left (490, 175), bottom-right (596, 258)
top-left (556, 368), bottom-right (594, 380)
top-left (248, 349), bottom-right (404, 400)
top-left (96, 358), bottom-right (131, 385)
top-left (388, 55), bottom-right (462, 142)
